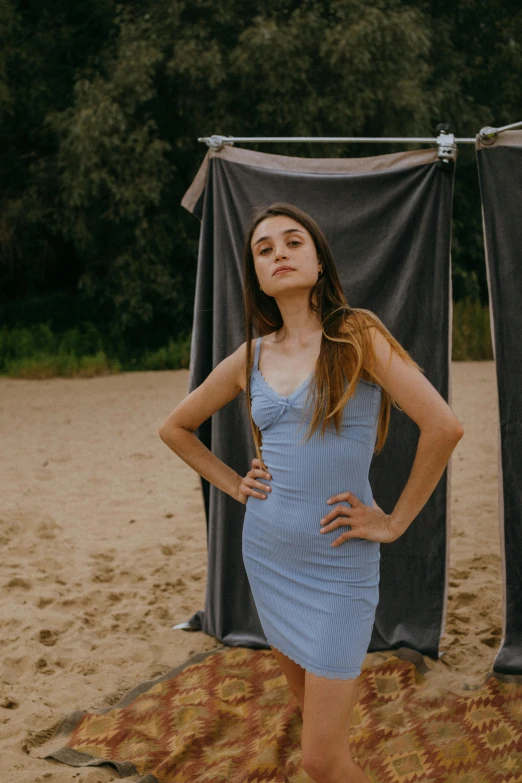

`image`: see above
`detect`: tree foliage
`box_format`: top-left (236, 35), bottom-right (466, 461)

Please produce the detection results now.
top-left (0, 0), bottom-right (521, 341)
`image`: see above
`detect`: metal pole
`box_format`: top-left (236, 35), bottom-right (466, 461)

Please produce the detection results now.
top-left (197, 123), bottom-right (522, 160)
top-left (198, 135), bottom-right (476, 144)
top-left (198, 130), bottom-right (463, 164)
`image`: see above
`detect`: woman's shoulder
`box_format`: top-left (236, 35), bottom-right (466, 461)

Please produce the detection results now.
top-left (340, 307), bottom-right (380, 331)
top-left (233, 336), bottom-right (266, 392)
top-left (341, 308), bottom-right (396, 348)
top-left (339, 309), bottom-right (386, 385)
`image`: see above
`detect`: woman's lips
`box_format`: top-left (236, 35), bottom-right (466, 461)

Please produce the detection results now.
top-left (273, 267), bottom-right (295, 276)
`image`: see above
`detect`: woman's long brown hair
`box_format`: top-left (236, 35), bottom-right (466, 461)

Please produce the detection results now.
top-left (242, 202), bottom-right (423, 470)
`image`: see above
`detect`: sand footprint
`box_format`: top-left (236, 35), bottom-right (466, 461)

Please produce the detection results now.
top-left (89, 551), bottom-right (115, 563)
top-left (449, 569), bottom-right (471, 580)
top-left (6, 577), bottom-right (32, 590)
top-left (480, 626), bottom-right (502, 648)
top-left (472, 554), bottom-right (500, 569)
top-left (152, 578), bottom-right (187, 594)
top-left (36, 520), bottom-right (62, 540)
top-left (151, 605), bottom-right (171, 621)
top-left (37, 629), bottom-right (61, 647)
top-left (73, 661), bottom-right (98, 675)
top-left (91, 565), bottom-right (115, 583)
top-left (454, 591), bottom-right (477, 607)
top-left (36, 596), bottom-right (54, 608)
top-left (107, 591), bottom-right (124, 603)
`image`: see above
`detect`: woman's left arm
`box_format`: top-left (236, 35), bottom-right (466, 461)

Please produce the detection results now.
top-left (320, 328), bottom-right (464, 545)
top-left (372, 328), bottom-right (464, 538)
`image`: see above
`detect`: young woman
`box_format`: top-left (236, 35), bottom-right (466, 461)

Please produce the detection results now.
top-left (159, 203), bottom-right (464, 783)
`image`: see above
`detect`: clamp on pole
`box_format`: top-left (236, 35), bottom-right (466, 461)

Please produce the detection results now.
top-left (478, 126), bottom-right (499, 146)
top-left (200, 135), bottom-right (235, 150)
top-left (478, 121), bottom-right (522, 145)
top-left (436, 125), bottom-right (457, 165)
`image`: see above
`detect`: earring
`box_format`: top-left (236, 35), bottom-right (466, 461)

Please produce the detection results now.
top-left (260, 284), bottom-right (263, 291)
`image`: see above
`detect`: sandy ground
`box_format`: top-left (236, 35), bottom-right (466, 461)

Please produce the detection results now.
top-left (0, 361), bottom-right (503, 782)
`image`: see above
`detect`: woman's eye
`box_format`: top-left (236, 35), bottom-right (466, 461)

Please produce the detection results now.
top-left (259, 240), bottom-right (300, 254)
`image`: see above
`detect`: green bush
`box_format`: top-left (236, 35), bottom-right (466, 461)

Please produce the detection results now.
top-left (136, 336), bottom-right (191, 371)
top-left (0, 301), bottom-right (494, 379)
top-left (0, 322), bottom-right (106, 371)
top-left (0, 322), bottom-right (191, 377)
top-left (5, 351), bottom-right (121, 379)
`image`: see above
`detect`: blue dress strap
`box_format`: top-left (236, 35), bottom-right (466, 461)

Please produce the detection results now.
top-left (253, 336), bottom-right (262, 370)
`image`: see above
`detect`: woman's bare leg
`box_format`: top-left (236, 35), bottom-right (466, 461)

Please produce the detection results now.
top-left (300, 671), bottom-right (369, 783)
top-left (270, 646), bottom-right (305, 712)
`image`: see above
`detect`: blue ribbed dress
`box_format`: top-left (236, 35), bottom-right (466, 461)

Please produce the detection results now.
top-left (242, 335), bottom-right (382, 680)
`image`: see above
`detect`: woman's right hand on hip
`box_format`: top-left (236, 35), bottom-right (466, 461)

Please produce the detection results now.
top-left (236, 457), bottom-right (272, 504)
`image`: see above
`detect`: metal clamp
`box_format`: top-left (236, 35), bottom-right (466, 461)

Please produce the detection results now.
top-left (478, 126), bottom-right (499, 146)
top-left (436, 128), bottom-right (457, 165)
top-left (478, 121), bottom-right (522, 145)
top-left (199, 135), bottom-right (235, 150)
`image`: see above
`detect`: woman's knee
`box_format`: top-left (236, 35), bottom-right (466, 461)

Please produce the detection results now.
top-left (301, 725), bottom-right (351, 779)
top-left (300, 671), bottom-right (360, 779)
top-left (301, 746), bottom-right (327, 781)
top-left (301, 747), bottom-right (353, 782)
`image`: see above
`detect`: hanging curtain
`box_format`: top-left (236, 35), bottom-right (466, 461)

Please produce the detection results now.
top-left (180, 144), bottom-right (456, 658)
top-left (476, 129), bottom-right (522, 675)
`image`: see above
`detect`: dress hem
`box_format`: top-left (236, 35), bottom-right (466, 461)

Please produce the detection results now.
top-left (267, 638), bottom-right (361, 681)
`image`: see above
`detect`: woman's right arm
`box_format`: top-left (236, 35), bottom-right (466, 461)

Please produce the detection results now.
top-left (158, 342), bottom-right (271, 503)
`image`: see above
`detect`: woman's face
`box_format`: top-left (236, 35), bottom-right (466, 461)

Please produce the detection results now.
top-left (250, 215), bottom-right (321, 296)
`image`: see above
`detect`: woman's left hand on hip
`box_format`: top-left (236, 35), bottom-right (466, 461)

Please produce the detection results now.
top-left (319, 492), bottom-right (400, 546)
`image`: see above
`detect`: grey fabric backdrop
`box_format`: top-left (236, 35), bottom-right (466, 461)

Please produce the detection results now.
top-left (477, 130), bottom-right (522, 675)
top-left (180, 145), bottom-right (456, 659)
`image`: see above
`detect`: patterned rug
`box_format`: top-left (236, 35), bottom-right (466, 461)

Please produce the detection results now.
top-left (27, 645), bottom-right (522, 782)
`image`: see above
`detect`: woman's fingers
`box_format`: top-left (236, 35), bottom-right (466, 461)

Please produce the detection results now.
top-left (249, 467), bottom-right (271, 481)
top-left (326, 490), bottom-right (360, 507)
top-left (243, 484), bottom-right (266, 499)
top-left (319, 504), bottom-right (353, 530)
top-left (250, 457), bottom-right (271, 479)
top-left (320, 492), bottom-right (362, 529)
top-left (245, 474), bottom-right (271, 497)
top-left (323, 506), bottom-right (396, 545)
top-left (240, 477), bottom-right (269, 503)
top-left (330, 530), bottom-right (359, 547)
top-left (252, 478), bottom-right (271, 493)
top-left (241, 459), bottom-right (272, 501)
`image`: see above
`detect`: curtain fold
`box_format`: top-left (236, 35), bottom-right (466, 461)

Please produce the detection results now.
top-left (476, 129), bottom-right (522, 675)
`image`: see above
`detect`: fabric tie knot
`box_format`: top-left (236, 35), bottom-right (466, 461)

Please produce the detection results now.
top-left (278, 397), bottom-right (297, 410)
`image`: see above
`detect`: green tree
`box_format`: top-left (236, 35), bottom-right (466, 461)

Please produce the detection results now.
top-left (1, 0), bottom-right (521, 341)
top-left (0, 0), bottom-right (116, 301)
